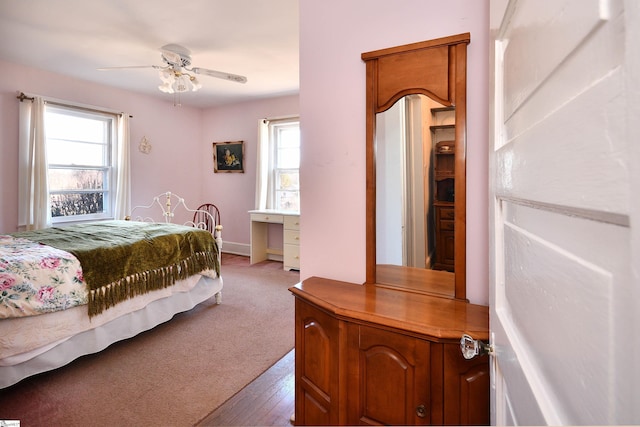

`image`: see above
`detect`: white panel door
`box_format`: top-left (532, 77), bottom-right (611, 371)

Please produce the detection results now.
top-left (489, 0), bottom-right (639, 424)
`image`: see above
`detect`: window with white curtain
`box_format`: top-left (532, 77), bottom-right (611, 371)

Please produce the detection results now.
top-left (45, 105), bottom-right (116, 222)
top-left (256, 117), bottom-right (300, 212)
top-left (18, 95), bottom-right (130, 230)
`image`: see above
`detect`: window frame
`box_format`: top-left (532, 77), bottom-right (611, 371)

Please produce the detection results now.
top-left (268, 118), bottom-right (300, 212)
top-left (45, 103), bottom-right (118, 224)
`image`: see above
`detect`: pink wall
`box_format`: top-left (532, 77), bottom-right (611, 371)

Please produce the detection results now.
top-left (0, 59), bottom-right (205, 232)
top-left (299, 0), bottom-right (490, 305)
top-left (201, 96), bottom-right (299, 252)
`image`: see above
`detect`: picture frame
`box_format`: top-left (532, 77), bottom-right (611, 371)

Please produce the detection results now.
top-left (213, 141), bottom-right (244, 173)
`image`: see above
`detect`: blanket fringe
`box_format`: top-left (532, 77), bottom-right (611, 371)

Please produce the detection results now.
top-left (88, 251), bottom-right (218, 317)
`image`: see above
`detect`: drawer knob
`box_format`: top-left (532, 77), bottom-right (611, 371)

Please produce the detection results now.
top-left (416, 404), bottom-right (427, 418)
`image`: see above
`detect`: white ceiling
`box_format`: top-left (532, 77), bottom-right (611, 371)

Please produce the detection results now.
top-left (0, 0), bottom-right (299, 108)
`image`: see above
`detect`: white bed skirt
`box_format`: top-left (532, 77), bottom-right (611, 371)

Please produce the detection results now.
top-left (0, 273), bottom-right (222, 389)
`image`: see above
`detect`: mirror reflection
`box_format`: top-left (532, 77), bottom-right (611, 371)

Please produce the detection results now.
top-left (376, 94), bottom-right (455, 279)
top-left (363, 33), bottom-right (469, 300)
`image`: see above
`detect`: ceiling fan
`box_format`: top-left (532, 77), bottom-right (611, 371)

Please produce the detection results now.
top-left (98, 44), bottom-right (247, 94)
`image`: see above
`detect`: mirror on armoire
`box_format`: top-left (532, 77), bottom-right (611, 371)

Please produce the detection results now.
top-left (362, 33), bottom-right (469, 301)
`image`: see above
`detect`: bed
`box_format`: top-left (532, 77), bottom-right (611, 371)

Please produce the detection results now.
top-left (0, 192), bottom-right (223, 389)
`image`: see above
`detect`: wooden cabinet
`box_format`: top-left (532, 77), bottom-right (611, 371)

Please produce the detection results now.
top-left (431, 106), bottom-right (456, 272)
top-left (291, 277), bottom-right (489, 426)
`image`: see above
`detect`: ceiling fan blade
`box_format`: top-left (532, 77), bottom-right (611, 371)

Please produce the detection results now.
top-left (191, 67), bottom-right (247, 84)
top-left (97, 65), bottom-right (162, 71)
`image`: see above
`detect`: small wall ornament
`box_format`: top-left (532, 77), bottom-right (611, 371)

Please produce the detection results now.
top-left (139, 136), bottom-right (152, 154)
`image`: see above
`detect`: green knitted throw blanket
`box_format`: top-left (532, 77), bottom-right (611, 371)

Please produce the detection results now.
top-left (14, 220), bottom-right (220, 317)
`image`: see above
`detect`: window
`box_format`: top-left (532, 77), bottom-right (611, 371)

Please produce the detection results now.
top-left (271, 120), bottom-right (300, 211)
top-left (45, 104), bottom-right (117, 222)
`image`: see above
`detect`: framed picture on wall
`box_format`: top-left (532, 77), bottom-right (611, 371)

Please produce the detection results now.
top-left (213, 141), bottom-right (244, 173)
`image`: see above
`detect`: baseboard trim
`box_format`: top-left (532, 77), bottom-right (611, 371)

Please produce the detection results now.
top-left (220, 242), bottom-right (284, 263)
top-left (221, 242), bottom-right (250, 257)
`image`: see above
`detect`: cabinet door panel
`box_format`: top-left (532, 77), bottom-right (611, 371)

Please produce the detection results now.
top-left (443, 343), bottom-right (489, 425)
top-left (435, 206), bottom-right (455, 271)
top-left (295, 299), bottom-right (340, 425)
top-left (301, 392), bottom-right (331, 426)
top-left (441, 231), bottom-right (455, 265)
top-left (348, 324), bottom-right (431, 425)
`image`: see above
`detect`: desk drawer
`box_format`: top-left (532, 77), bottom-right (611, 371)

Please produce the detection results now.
top-left (284, 244), bottom-right (300, 269)
top-left (284, 229), bottom-right (300, 245)
top-left (251, 213), bottom-right (284, 223)
top-left (284, 215), bottom-right (300, 230)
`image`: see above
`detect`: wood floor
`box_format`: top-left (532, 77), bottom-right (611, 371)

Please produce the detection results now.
top-left (196, 253), bottom-right (295, 426)
top-left (197, 349), bottom-right (295, 426)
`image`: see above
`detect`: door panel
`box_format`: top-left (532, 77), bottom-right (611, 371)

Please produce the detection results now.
top-left (490, 0), bottom-right (636, 424)
top-left (497, 69), bottom-right (627, 217)
top-left (502, 0), bottom-right (620, 120)
top-left (497, 0), bottom-right (627, 216)
top-left (500, 202), bottom-right (626, 423)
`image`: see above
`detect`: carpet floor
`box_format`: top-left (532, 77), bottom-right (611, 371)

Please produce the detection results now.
top-left (0, 255), bottom-right (300, 427)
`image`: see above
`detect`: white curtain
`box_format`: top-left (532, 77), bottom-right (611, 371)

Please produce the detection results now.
top-left (114, 114), bottom-right (131, 219)
top-left (255, 118), bottom-right (270, 210)
top-left (18, 96), bottom-right (50, 230)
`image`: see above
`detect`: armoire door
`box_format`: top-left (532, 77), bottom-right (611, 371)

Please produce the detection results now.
top-left (295, 299), bottom-right (340, 425)
top-left (347, 324), bottom-right (431, 426)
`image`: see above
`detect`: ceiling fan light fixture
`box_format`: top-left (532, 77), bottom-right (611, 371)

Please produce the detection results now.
top-left (158, 82), bottom-right (173, 93)
top-left (174, 74), bottom-right (190, 93)
top-left (156, 69), bottom-right (201, 94)
top-left (190, 75), bottom-right (202, 91)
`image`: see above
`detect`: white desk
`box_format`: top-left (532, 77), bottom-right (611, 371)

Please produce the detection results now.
top-left (249, 210), bottom-right (300, 271)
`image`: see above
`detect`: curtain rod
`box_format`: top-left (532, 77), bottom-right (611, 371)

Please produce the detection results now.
top-left (17, 91), bottom-right (133, 118)
top-left (263, 114), bottom-right (299, 123)
top-left (16, 92), bottom-right (34, 102)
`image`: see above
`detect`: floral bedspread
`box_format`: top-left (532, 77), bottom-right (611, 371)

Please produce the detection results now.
top-left (0, 235), bottom-right (88, 319)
